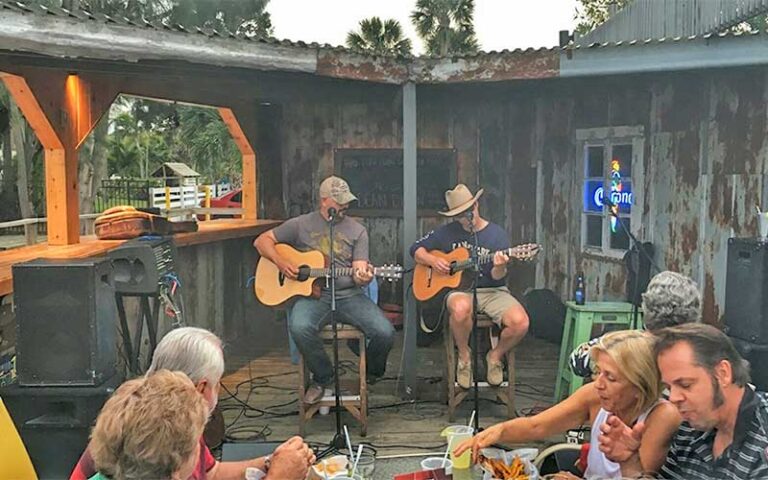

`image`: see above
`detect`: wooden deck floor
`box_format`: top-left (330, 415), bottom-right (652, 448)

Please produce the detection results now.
top-left (219, 323), bottom-right (562, 456)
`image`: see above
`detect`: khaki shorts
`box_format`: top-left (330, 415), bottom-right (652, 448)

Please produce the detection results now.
top-left (446, 287), bottom-right (522, 326)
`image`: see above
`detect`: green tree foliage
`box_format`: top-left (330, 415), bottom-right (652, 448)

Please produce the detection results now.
top-left (574, 0), bottom-right (632, 35)
top-left (346, 17), bottom-right (412, 57)
top-left (411, 0), bottom-right (479, 56)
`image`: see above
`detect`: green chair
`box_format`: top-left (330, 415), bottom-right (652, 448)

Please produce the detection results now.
top-left (553, 301), bottom-right (643, 402)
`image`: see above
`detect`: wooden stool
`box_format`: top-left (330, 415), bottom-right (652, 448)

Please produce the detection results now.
top-left (298, 324), bottom-right (368, 436)
top-left (445, 313), bottom-right (516, 421)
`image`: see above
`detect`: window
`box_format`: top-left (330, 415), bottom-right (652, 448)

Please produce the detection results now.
top-left (578, 127), bottom-right (644, 256)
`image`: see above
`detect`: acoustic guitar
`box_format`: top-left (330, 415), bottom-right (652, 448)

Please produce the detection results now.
top-left (412, 243), bottom-right (541, 301)
top-left (254, 243), bottom-right (403, 306)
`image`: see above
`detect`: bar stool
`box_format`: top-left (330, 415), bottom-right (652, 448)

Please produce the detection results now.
top-left (553, 301), bottom-right (643, 402)
top-left (445, 312), bottom-right (516, 421)
top-left (298, 324), bottom-right (368, 436)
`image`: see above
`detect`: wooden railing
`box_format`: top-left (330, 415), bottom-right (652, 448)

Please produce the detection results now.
top-left (0, 214), bottom-right (101, 246)
top-left (0, 209), bottom-right (244, 247)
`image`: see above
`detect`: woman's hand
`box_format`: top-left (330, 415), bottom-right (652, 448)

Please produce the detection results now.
top-left (452, 423), bottom-right (504, 463)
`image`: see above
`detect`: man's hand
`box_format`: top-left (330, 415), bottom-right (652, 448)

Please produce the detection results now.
top-left (275, 257), bottom-right (299, 280)
top-left (598, 414), bottom-right (645, 463)
top-left (266, 436), bottom-right (314, 480)
top-left (492, 251), bottom-right (510, 267)
top-left (452, 423), bottom-right (503, 463)
top-left (430, 255), bottom-right (452, 275)
top-left (353, 264), bottom-right (374, 285)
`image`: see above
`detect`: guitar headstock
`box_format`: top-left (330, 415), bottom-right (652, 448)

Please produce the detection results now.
top-left (375, 264), bottom-right (404, 281)
top-left (509, 243), bottom-right (541, 262)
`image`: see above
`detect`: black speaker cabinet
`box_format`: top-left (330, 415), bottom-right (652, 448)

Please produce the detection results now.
top-left (14, 257), bottom-right (117, 386)
top-left (725, 238), bottom-right (768, 344)
top-left (0, 374), bottom-right (121, 478)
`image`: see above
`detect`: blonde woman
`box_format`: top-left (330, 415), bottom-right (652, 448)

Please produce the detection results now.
top-left (88, 370), bottom-right (209, 480)
top-left (454, 330), bottom-right (681, 479)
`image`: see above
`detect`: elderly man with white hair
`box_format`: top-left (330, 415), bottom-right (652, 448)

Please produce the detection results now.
top-left (71, 327), bottom-right (314, 480)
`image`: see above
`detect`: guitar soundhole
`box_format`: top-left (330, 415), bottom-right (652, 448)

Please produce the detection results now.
top-left (278, 272), bottom-right (285, 286)
top-left (297, 265), bottom-right (311, 282)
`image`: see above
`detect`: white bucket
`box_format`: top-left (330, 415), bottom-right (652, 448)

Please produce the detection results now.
top-left (759, 212), bottom-right (768, 238)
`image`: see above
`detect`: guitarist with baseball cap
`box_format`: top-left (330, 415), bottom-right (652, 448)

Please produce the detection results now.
top-left (255, 176), bottom-right (395, 405)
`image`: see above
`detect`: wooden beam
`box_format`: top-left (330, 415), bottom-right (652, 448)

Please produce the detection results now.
top-left (219, 107), bottom-right (258, 220)
top-left (1, 74), bottom-right (63, 149)
top-left (1, 70), bottom-right (118, 244)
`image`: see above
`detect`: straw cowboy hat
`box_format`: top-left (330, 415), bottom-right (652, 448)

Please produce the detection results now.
top-left (439, 184), bottom-right (484, 217)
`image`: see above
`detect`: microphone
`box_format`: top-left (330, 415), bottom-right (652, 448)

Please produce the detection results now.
top-left (327, 207), bottom-right (337, 222)
top-left (465, 209), bottom-right (474, 221)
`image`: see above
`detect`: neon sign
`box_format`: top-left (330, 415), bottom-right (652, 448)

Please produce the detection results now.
top-left (584, 181), bottom-right (633, 213)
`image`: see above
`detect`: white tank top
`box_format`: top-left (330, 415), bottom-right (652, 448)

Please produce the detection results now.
top-left (583, 401), bottom-right (660, 479)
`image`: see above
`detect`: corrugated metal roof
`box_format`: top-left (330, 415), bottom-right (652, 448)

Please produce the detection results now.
top-left (0, 0), bottom-right (371, 57)
top-left (3, 0), bottom-right (768, 82)
top-left (576, 0), bottom-right (768, 46)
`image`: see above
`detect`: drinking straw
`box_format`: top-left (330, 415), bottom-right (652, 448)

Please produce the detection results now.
top-left (351, 444), bottom-right (364, 477)
top-left (468, 410), bottom-right (476, 430)
top-left (344, 425), bottom-right (354, 461)
top-left (442, 435), bottom-right (453, 467)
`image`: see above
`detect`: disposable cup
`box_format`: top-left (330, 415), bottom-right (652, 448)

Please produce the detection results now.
top-left (421, 457), bottom-right (453, 475)
top-left (441, 425), bottom-right (474, 469)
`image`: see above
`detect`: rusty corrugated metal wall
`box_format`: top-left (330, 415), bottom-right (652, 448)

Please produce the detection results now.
top-left (276, 68), bottom-right (768, 323)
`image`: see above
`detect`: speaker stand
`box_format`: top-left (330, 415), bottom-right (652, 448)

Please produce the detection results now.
top-left (116, 293), bottom-right (161, 375)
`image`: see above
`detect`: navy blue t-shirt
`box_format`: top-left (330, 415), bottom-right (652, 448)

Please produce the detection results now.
top-left (409, 221), bottom-right (510, 288)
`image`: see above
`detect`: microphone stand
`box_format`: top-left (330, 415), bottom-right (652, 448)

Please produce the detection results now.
top-left (466, 210), bottom-right (481, 432)
top-left (605, 199), bottom-right (661, 330)
top-left (317, 207), bottom-right (347, 459)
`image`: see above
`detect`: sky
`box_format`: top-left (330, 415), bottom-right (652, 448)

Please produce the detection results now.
top-left (269, 0), bottom-right (581, 54)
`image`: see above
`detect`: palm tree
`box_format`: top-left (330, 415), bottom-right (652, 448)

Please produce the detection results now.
top-left (346, 17), bottom-right (412, 57)
top-left (411, 0), bottom-right (479, 56)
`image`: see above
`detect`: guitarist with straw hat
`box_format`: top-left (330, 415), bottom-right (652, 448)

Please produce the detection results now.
top-left (255, 175), bottom-right (395, 405)
top-left (410, 184), bottom-right (530, 389)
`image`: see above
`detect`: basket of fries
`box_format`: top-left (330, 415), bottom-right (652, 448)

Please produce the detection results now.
top-left (478, 448), bottom-right (539, 480)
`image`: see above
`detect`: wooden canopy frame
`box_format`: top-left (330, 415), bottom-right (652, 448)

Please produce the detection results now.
top-left (0, 70), bottom-right (258, 245)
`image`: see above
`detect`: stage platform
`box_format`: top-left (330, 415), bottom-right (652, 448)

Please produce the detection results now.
top-left (220, 324), bottom-right (561, 457)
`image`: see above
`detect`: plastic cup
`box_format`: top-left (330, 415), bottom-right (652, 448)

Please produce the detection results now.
top-left (421, 457), bottom-right (453, 475)
top-left (353, 449), bottom-right (375, 480)
top-left (441, 425), bottom-right (474, 469)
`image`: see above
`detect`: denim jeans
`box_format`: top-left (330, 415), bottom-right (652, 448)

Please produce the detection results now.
top-left (288, 290), bottom-right (395, 386)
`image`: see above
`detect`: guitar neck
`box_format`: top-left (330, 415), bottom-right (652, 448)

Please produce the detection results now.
top-left (452, 248), bottom-right (513, 272)
top-left (308, 267), bottom-right (357, 278)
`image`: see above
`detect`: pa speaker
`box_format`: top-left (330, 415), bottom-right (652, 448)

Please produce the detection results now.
top-left (13, 257), bottom-right (117, 386)
top-left (0, 374), bottom-right (121, 478)
top-left (724, 238), bottom-right (768, 344)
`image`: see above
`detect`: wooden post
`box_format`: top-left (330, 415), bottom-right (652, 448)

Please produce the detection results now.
top-left (0, 71), bottom-right (117, 245)
top-left (218, 107), bottom-right (257, 220)
top-left (165, 185), bottom-right (172, 211)
top-left (204, 185), bottom-right (211, 221)
top-left (23, 222), bottom-right (37, 245)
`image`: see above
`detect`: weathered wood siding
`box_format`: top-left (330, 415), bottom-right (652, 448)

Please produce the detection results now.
top-left (275, 67), bottom-right (768, 324)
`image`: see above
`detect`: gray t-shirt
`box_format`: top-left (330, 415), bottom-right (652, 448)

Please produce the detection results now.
top-left (271, 211), bottom-right (369, 291)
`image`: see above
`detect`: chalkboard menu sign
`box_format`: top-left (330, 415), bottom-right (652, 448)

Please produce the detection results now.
top-left (335, 148), bottom-right (457, 214)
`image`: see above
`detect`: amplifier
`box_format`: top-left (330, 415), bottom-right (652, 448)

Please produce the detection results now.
top-left (108, 237), bottom-right (176, 294)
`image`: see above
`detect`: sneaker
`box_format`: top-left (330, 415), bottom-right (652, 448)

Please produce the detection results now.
top-left (486, 353), bottom-right (504, 387)
top-left (303, 383), bottom-right (325, 404)
top-left (456, 359), bottom-right (472, 389)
